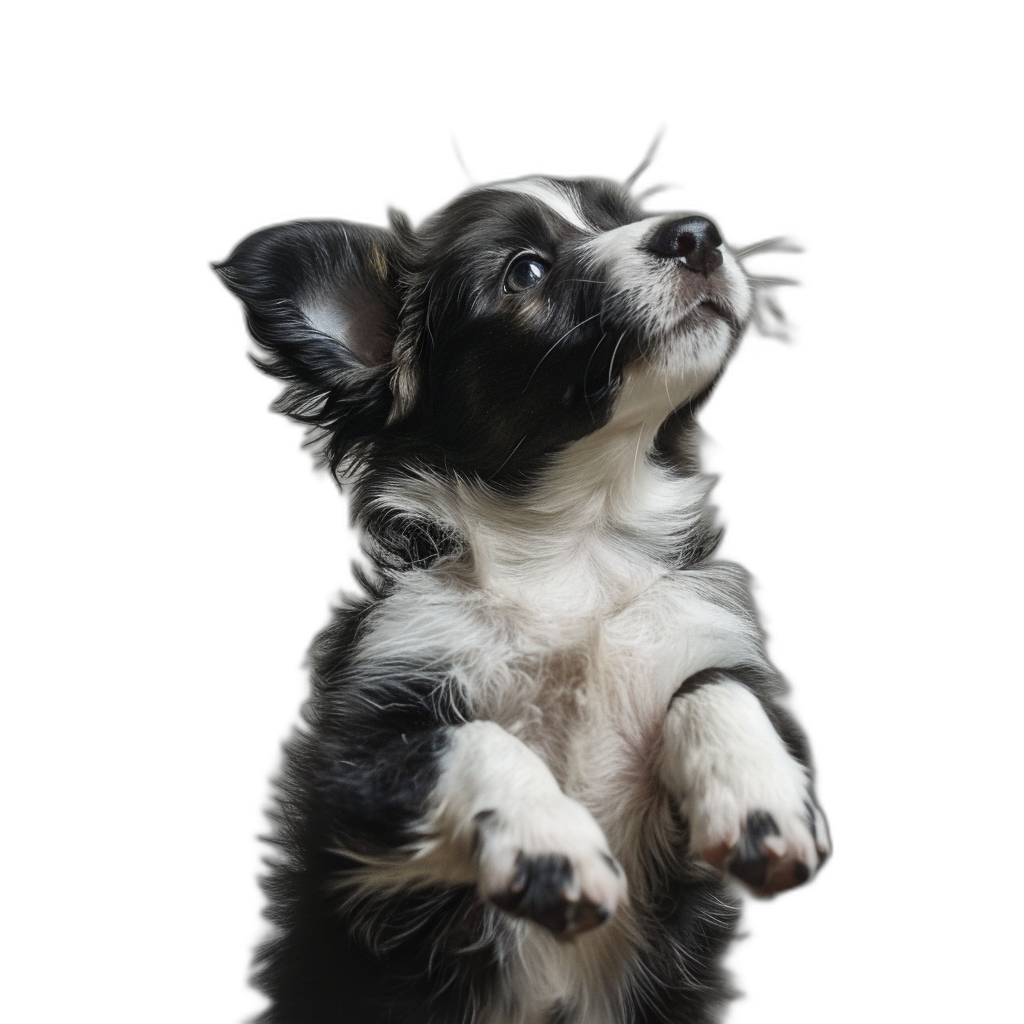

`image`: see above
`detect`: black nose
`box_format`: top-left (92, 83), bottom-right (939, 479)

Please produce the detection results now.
top-left (647, 216), bottom-right (724, 276)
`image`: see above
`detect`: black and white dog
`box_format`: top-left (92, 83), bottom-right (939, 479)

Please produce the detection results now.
top-left (216, 172), bottom-right (830, 1024)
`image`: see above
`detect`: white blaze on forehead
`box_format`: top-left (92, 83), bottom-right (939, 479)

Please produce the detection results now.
top-left (494, 179), bottom-right (590, 232)
top-left (585, 215), bottom-right (661, 265)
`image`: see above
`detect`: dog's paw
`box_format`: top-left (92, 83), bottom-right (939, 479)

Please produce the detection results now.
top-left (665, 678), bottom-right (830, 897)
top-left (474, 798), bottom-right (626, 938)
top-left (689, 788), bottom-right (831, 897)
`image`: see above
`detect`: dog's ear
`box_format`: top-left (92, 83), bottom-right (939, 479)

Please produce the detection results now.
top-left (215, 220), bottom-right (406, 466)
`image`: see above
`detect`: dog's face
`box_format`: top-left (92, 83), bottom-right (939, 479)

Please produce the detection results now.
top-left (216, 176), bottom-right (754, 483)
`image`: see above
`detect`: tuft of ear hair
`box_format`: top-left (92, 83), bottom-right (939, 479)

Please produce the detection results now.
top-left (214, 220), bottom-right (405, 472)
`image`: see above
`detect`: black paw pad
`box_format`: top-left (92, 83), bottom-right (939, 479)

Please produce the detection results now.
top-left (728, 811), bottom-right (779, 889)
top-left (491, 853), bottom-right (605, 937)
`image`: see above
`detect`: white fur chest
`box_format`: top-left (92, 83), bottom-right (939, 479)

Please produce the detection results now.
top-left (356, 545), bottom-right (759, 827)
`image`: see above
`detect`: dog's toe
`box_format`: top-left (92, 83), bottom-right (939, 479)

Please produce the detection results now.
top-left (720, 809), bottom-right (820, 897)
top-left (491, 852), bottom-right (611, 937)
top-left (477, 797), bottom-right (626, 938)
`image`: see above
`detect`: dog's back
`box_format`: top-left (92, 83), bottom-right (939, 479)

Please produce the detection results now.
top-left (217, 175), bottom-right (829, 1024)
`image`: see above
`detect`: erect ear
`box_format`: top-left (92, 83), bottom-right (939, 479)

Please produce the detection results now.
top-left (214, 219), bottom-right (405, 435)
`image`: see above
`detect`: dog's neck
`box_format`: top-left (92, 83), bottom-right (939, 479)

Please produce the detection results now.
top-left (462, 463), bottom-right (709, 613)
top-left (372, 366), bottom-right (716, 616)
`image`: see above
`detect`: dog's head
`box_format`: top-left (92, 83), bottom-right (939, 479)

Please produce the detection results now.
top-left (216, 176), bottom-right (760, 498)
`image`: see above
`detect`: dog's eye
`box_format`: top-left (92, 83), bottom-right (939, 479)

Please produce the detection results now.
top-left (504, 254), bottom-right (548, 293)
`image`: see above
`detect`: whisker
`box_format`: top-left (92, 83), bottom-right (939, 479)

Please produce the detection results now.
top-left (584, 333), bottom-right (607, 380)
top-left (607, 332), bottom-right (626, 388)
top-left (625, 128), bottom-right (664, 189)
top-left (635, 182), bottom-right (674, 203)
top-left (521, 312), bottom-right (603, 392)
top-left (491, 433), bottom-right (529, 476)
top-left (451, 137), bottom-right (474, 184)
top-left (632, 420), bottom-right (648, 480)
top-left (731, 236), bottom-right (802, 259)
top-left (748, 275), bottom-right (799, 288)
top-left (583, 332), bottom-right (608, 421)
top-left (749, 278), bottom-right (794, 342)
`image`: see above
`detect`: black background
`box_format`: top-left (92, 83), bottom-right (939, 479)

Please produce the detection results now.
top-left (178, 105), bottom-right (897, 1024)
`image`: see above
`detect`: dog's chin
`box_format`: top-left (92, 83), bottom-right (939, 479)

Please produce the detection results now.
top-left (622, 319), bottom-right (734, 419)
top-left (682, 299), bottom-right (741, 335)
top-left (676, 319), bottom-right (736, 391)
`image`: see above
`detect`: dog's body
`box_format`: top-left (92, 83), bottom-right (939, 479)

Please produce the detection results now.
top-left (217, 174), bottom-right (829, 1024)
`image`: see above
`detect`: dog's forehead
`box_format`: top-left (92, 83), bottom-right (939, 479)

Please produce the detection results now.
top-left (494, 176), bottom-right (642, 230)
top-left (489, 178), bottom-right (591, 231)
top-left (428, 176), bottom-right (639, 241)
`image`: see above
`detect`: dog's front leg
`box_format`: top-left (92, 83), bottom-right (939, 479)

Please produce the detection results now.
top-left (660, 671), bottom-right (830, 895)
top-left (424, 720), bottom-right (627, 936)
top-left (320, 691), bottom-right (626, 938)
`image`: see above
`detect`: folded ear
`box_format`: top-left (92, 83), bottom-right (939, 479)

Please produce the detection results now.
top-left (215, 220), bottom-right (404, 462)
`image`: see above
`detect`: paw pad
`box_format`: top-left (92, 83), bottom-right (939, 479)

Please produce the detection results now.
top-left (490, 853), bottom-right (611, 937)
top-left (704, 809), bottom-right (823, 896)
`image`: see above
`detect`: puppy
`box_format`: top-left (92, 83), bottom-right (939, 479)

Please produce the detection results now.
top-left (216, 173), bottom-right (830, 1024)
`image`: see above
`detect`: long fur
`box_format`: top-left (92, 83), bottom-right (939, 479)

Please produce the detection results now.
top-left (216, 174), bottom-right (829, 1024)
